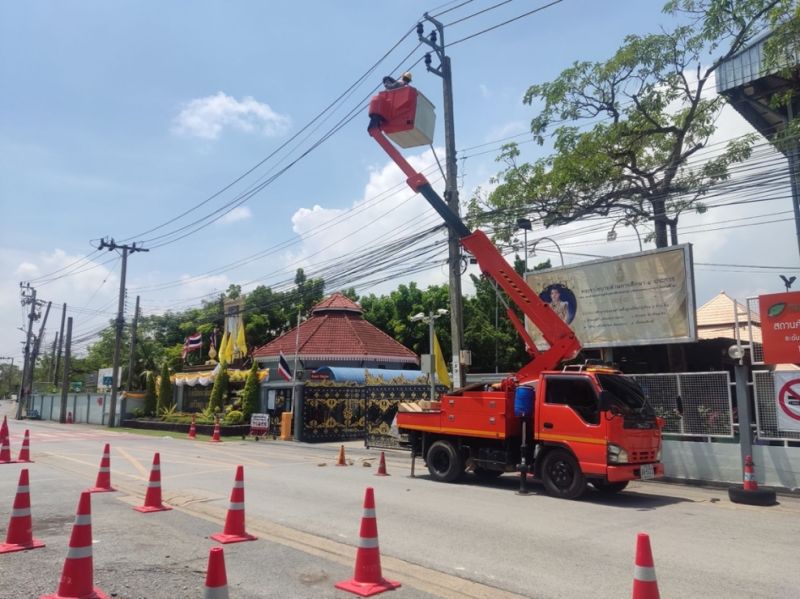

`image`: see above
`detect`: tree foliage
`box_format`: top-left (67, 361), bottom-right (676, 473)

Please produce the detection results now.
top-left (240, 361), bottom-right (260, 422)
top-left (143, 371), bottom-right (157, 416)
top-left (156, 362), bottom-right (173, 414)
top-left (473, 0), bottom-right (787, 248)
top-left (207, 364), bottom-right (229, 414)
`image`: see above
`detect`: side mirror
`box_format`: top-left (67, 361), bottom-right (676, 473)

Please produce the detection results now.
top-left (675, 395), bottom-right (684, 416)
top-left (598, 390), bottom-right (613, 412)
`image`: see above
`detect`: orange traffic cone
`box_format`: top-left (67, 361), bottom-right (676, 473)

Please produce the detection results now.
top-left (40, 491), bottom-right (110, 599)
top-left (375, 452), bottom-right (389, 477)
top-left (66, 411), bottom-right (73, 424)
top-left (743, 455), bottom-right (758, 491)
top-left (335, 487), bottom-right (400, 597)
top-left (87, 443), bottom-right (116, 493)
top-left (210, 416), bottom-right (222, 443)
top-left (211, 465), bottom-right (256, 544)
top-left (0, 468), bottom-right (45, 554)
top-left (204, 547), bottom-right (230, 599)
top-left (337, 444), bottom-right (348, 466)
top-left (631, 532), bottom-right (660, 599)
top-left (0, 414), bottom-right (8, 442)
top-left (17, 429), bottom-right (33, 463)
top-left (133, 452), bottom-right (172, 513)
top-left (0, 428), bottom-right (14, 464)
top-left (188, 414), bottom-right (197, 440)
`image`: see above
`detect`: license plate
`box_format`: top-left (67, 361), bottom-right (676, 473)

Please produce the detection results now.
top-left (640, 464), bottom-right (655, 480)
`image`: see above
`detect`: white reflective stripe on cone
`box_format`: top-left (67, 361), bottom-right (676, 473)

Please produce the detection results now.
top-left (74, 515), bottom-right (91, 525)
top-left (66, 545), bottom-right (93, 559)
top-left (98, 467), bottom-right (110, 473)
top-left (228, 502), bottom-right (244, 511)
top-left (16, 486), bottom-right (30, 493)
top-left (633, 565), bottom-right (657, 582)
top-left (362, 508), bottom-right (376, 518)
top-left (11, 507), bottom-right (31, 518)
top-left (204, 585), bottom-right (230, 599)
top-left (744, 472), bottom-right (755, 480)
top-left (147, 481), bottom-right (161, 488)
top-left (358, 537), bottom-right (380, 549)
top-left (233, 481), bottom-right (244, 489)
top-left (152, 465), bottom-right (160, 471)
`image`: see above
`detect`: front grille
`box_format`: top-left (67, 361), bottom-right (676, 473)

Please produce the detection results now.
top-left (630, 449), bottom-right (656, 463)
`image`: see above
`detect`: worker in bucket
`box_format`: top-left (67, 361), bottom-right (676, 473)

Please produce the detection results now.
top-left (382, 71), bottom-right (412, 90)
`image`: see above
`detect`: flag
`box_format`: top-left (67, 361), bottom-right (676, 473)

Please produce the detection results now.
top-left (218, 331), bottom-right (229, 362)
top-left (223, 331), bottom-right (234, 363)
top-left (433, 331), bottom-right (451, 388)
top-left (236, 324), bottom-right (248, 357)
top-left (278, 351), bottom-right (292, 382)
top-left (210, 328), bottom-right (219, 351)
top-left (186, 332), bottom-right (202, 351)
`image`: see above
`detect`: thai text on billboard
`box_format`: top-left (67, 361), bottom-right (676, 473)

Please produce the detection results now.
top-left (524, 245), bottom-right (697, 348)
top-left (759, 291), bottom-right (800, 365)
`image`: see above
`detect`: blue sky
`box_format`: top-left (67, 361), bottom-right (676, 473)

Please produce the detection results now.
top-left (1, 1), bottom-right (796, 361)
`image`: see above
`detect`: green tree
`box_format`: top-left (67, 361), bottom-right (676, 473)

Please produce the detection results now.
top-left (156, 362), bottom-right (173, 414)
top-left (143, 371), bottom-right (157, 416)
top-left (207, 363), bottom-right (229, 414)
top-left (240, 361), bottom-right (260, 422)
top-left (474, 0), bottom-right (786, 248)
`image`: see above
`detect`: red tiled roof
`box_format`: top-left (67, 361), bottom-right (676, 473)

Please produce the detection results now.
top-left (252, 294), bottom-right (417, 363)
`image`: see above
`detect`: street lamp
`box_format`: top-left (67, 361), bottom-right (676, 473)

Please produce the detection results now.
top-left (516, 217), bottom-right (532, 272)
top-left (529, 237), bottom-right (565, 267)
top-left (410, 308), bottom-right (449, 400)
top-left (607, 218), bottom-right (643, 252)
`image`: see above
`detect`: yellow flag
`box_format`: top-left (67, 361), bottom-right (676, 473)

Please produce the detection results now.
top-left (218, 331), bottom-right (228, 362)
top-left (236, 324), bottom-right (248, 356)
top-left (433, 331), bottom-right (451, 388)
top-left (224, 331), bottom-right (234, 363)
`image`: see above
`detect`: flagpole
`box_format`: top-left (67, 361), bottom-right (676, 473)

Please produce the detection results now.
top-left (292, 308), bottom-right (301, 383)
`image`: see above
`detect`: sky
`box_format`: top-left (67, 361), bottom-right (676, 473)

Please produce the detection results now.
top-left (1, 0), bottom-right (798, 364)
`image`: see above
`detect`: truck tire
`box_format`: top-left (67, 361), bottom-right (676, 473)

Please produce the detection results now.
top-left (541, 449), bottom-right (586, 500)
top-left (591, 480), bottom-right (629, 495)
top-left (727, 484), bottom-right (777, 506)
top-left (426, 440), bottom-right (464, 483)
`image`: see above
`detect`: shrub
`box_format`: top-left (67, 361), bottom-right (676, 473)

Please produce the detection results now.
top-left (157, 362), bottom-right (173, 414)
top-left (132, 407), bottom-right (146, 418)
top-left (224, 410), bottom-right (244, 425)
top-left (144, 372), bottom-right (157, 416)
top-left (207, 363), bottom-right (229, 414)
top-left (241, 361), bottom-right (260, 422)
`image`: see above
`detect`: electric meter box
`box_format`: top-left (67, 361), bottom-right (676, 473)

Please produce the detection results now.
top-left (368, 86), bottom-right (436, 148)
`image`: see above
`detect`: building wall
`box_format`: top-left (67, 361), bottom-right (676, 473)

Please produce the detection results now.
top-left (28, 394), bottom-right (145, 425)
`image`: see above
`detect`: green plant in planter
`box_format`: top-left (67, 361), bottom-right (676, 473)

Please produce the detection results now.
top-left (144, 372), bottom-right (157, 416)
top-left (207, 363), bottom-right (229, 415)
top-left (241, 361), bottom-right (260, 423)
top-left (225, 410), bottom-right (244, 425)
top-left (156, 362), bottom-right (173, 414)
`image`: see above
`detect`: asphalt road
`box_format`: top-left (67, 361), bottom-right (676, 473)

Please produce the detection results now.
top-left (1, 400), bottom-right (799, 598)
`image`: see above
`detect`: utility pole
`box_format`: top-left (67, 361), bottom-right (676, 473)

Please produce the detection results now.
top-left (48, 333), bottom-right (59, 383)
top-left (123, 295), bottom-right (141, 420)
top-left (59, 317), bottom-right (73, 423)
top-left (98, 238), bottom-right (149, 427)
top-left (419, 14), bottom-right (465, 388)
top-left (16, 283), bottom-right (38, 420)
top-left (18, 300), bottom-right (51, 419)
top-left (53, 303), bottom-right (67, 387)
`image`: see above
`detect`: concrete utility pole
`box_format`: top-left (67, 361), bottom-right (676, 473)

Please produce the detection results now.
top-left (48, 333), bottom-right (59, 383)
top-left (98, 238), bottom-right (149, 427)
top-left (59, 317), bottom-right (73, 423)
top-left (53, 303), bottom-right (67, 387)
top-left (123, 294), bottom-right (141, 420)
top-left (419, 14), bottom-right (465, 388)
top-left (18, 300), bottom-right (51, 418)
top-left (16, 284), bottom-right (38, 420)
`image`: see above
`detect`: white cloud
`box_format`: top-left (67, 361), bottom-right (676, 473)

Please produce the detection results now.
top-left (172, 92), bottom-right (290, 140)
top-left (479, 83), bottom-right (491, 99)
top-left (217, 206), bottom-right (253, 225)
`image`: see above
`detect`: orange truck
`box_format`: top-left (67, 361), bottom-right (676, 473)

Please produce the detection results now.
top-left (367, 85), bottom-right (664, 499)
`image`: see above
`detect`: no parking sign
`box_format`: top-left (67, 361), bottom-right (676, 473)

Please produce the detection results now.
top-left (774, 371), bottom-right (800, 432)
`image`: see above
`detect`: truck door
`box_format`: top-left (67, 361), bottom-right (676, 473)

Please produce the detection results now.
top-left (537, 374), bottom-right (606, 475)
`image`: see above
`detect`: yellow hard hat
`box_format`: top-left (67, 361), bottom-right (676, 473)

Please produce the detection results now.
top-left (401, 71), bottom-right (412, 81)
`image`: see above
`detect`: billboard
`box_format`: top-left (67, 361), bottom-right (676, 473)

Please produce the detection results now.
top-left (759, 291), bottom-right (800, 365)
top-left (525, 244), bottom-right (696, 348)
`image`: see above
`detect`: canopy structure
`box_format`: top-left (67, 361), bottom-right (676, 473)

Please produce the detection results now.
top-left (312, 366), bottom-right (425, 384)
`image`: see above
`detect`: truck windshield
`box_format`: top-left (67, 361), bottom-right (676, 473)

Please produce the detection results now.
top-left (596, 374), bottom-right (651, 415)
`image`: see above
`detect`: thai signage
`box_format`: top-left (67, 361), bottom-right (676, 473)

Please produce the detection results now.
top-left (525, 245), bottom-right (696, 348)
top-left (759, 291), bottom-right (800, 365)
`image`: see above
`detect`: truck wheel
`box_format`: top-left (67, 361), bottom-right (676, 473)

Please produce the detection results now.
top-left (542, 449), bottom-right (586, 499)
top-left (426, 440), bottom-right (463, 483)
top-left (591, 480), bottom-right (629, 494)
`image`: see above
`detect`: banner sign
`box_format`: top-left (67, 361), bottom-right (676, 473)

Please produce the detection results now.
top-left (759, 291), bottom-right (800, 365)
top-left (774, 370), bottom-right (800, 432)
top-left (525, 245), bottom-right (696, 348)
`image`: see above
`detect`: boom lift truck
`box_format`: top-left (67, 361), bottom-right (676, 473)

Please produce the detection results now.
top-left (367, 85), bottom-right (664, 499)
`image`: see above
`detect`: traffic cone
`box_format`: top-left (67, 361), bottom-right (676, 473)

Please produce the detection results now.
top-left (0, 430), bottom-right (14, 464)
top-left (188, 414), bottom-right (197, 440)
top-left (17, 429), bottom-right (33, 463)
top-left (743, 455), bottom-right (758, 491)
top-left (210, 416), bottom-right (221, 443)
top-left (0, 414), bottom-right (8, 442)
top-left (375, 452), bottom-right (389, 476)
top-left (337, 444), bottom-right (348, 466)
top-left (204, 547), bottom-right (230, 599)
top-left (40, 491), bottom-right (110, 599)
top-left (335, 487), bottom-right (400, 597)
top-left (0, 468), bottom-right (45, 554)
top-left (211, 465), bottom-right (256, 544)
top-left (87, 443), bottom-right (116, 493)
top-left (631, 532), bottom-right (660, 599)
top-left (66, 411), bottom-right (73, 424)
top-left (133, 452), bottom-right (172, 513)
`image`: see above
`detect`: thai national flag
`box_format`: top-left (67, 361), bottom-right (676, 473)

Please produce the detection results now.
top-left (186, 332), bottom-right (203, 351)
top-left (278, 351), bottom-right (292, 382)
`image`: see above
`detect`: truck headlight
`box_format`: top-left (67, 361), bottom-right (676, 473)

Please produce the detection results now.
top-left (607, 443), bottom-right (628, 464)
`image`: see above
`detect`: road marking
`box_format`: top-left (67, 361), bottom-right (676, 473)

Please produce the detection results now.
top-left (116, 447), bottom-right (149, 478)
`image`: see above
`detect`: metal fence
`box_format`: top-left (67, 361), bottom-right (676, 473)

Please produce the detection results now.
top-left (752, 370), bottom-right (800, 442)
top-left (630, 372), bottom-right (734, 438)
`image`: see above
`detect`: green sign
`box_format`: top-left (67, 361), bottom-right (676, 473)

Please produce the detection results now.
top-left (69, 381), bottom-right (83, 392)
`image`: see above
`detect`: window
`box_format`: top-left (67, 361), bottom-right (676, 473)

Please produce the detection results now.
top-left (544, 376), bottom-right (599, 424)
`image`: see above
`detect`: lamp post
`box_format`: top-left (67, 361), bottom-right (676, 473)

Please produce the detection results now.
top-left (516, 217), bottom-right (532, 272)
top-left (529, 237), bottom-right (565, 267)
top-left (410, 309), bottom-right (449, 401)
top-left (607, 218), bottom-right (643, 252)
